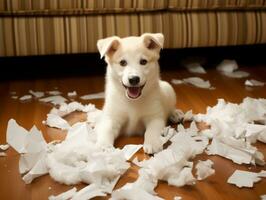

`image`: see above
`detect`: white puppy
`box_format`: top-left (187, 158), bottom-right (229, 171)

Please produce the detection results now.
top-left (95, 33), bottom-right (177, 154)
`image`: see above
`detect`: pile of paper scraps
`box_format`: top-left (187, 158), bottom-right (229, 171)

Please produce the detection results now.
top-left (4, 96), bottom-right (266, 199)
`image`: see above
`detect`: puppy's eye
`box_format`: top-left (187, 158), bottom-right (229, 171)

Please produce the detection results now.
top-left (140, 59), bottom-right (147, 65)
top-left (119, 60), bottom-right (127, 67)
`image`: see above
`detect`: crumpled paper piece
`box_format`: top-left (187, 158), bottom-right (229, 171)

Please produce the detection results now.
top-left (185, 63), bottom-right (206, 74)
top-left (45, 114), bottom-right (70, 130)
top-left (6, 119), bottom-right (48, 183)
top-left (132, 122), bottom-right (208, 188)
top-left (206, 136), bottom-right (264, 165)
top-left (195, 159), bottom-right (215, 180)
top-left (39, 95), bottom-right (67, 105)
top-left (47, 90), bottom-right (62, 96)
top-left (50, 101), bottom-right (97, 117)
top-left (19, 95), bottom-right (32, 101)
top-left (227, 170), bottom-right (266, 188)
top-left (80, 92), bottom-right (105, 100)
top-left (46, 122), bottom-right (130, 186)
top-left (216, 60), bottom-right (249, 78)
top-left (183, 77), bottom-right (213, 89)
top-left (0, 144), bottom-right (9, 151)
top-left (47, 101), bottom-right (102, 129)
top-left (171, 77), bottom-right (214, 89)
top-left (67, 91), bottom-right (77, 97)
top-left (29, 90), bottom-right (44, 98)
top-left (111, 169), bottom-right (162, 200)
top-left (245, 79), bottom-right (265, 87)
top-left (121, 144), bottom-right (143, 160)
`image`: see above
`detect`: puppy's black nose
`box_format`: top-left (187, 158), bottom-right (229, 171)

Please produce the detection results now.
top-left (129, 76), bottom-right (140, 86)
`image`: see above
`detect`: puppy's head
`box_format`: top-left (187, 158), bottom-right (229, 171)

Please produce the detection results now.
top-left (97, 33), bottom-right (164, 100)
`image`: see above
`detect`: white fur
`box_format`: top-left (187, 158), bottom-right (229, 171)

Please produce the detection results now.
top-left (95, 33), bottom-right (176, 154)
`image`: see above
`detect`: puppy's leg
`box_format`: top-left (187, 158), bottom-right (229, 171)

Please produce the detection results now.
top-left (96, 116), bottom-right (122, 147)
top-left (143, 118), bottom-right (165, 154)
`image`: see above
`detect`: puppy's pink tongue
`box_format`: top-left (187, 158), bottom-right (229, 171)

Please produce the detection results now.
top-left (127, 87), bottom-right (141, 99)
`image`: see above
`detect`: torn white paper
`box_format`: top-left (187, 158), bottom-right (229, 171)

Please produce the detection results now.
top-left (245, 79), bottom-right (265, 87)
top-left (67, 91), bottom-right (77, 97)
top-left (111, 185), bottom-right (163, 200)
top-left (216, 60), bottom-right (249, 78)
top-left (195, 97), bottom-right (266, 165)
top-left (183, 110), bottom-right (194, 121)
top-left (174, 196), bottom-right (182, 200)
top-left (216, 60), bottom-right (238, 73)
top-left (6, 119), bottom-right (48, 183)
top-left (29, 90), bottom-right (45, 98)
top-left (195, 160), bottom-right (215, 180)
top-left (45, 114), bottom-right (70, 130)
top-left (185, 63), bottom-right (206, 74)
top-left (39, 95), bottom-right (67, 105)
top-left (46, 122), bottom-right (130, 186)
top-left (243, 123), bottom-right (266, 144)
top-left (11, 96), bottom-right (18, 99)
top-left (0, 152), bottom-right (7, 156)
top-left (50, 101), bottom-right (97, 117)
top-left (47, 90), bottom-right (62, 96)
top-left (111, 171), bottom-right (163, 200)
top-left (72, 184), bottom-right (106, 200)
top-left (132, 157), bottom-right (145, 167)
top-left (206, 136), bottom-right (264, 165)
top-left (19, 95), bottom-right (32, 101)
top-left (171, 79), bottom-right (184, 85)
top-left (0, 144), bottom-right (9, 151)
top-left (223, 71), bottom-right (250, 78)
top-left (183, 77), bottom-right (213, 89)
top-left (80, 92), bottom-right (105, 100)
top-left (48, 101), bottom-right (102, 128)
top-left (121, 144), bottom-right (143, 160)
top-left (261, 195), bottom-right (266, 200)
top-left (227, 170), bottom-right (266, 188)
top-left (49, 187), bottom-right (77, 200)
top-left (171, 77), bottom-right (214, 89)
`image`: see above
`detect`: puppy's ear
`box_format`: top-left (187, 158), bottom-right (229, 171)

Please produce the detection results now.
top-left (142, 33), bottom-right (164, 50)
top-left (97, 36), bottom-right (120, 59)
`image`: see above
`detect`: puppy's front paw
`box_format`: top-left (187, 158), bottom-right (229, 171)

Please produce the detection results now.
top-left (143, 139), bottom-right (163, 154)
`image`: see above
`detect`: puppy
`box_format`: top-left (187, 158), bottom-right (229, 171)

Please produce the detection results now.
top-left (95, 33), bottom-right (177, 154)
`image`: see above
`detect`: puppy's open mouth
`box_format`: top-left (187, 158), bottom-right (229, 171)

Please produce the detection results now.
top-left (123, 84), bottom-right (145, 99)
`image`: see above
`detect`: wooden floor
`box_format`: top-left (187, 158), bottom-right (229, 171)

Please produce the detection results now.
top-left (0, 65), bottom-right (266, 200)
